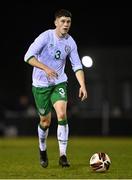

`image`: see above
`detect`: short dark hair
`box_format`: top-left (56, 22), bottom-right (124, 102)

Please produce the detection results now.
top-left (54, 9), bottom-right (72, 19)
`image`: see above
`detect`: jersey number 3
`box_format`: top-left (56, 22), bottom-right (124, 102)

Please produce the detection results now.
top-left (55, 50), bottom-right (61, 59)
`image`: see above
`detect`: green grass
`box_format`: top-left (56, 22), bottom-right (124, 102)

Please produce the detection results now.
top-left (0, 136), bottom-right (132, 179)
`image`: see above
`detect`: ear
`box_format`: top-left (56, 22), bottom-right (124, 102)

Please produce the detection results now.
top-left (54, 19), bottom-right (57, 26)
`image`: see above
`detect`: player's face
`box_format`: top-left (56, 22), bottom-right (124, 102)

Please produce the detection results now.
top-left (55, 16), bottom-right (71, 37)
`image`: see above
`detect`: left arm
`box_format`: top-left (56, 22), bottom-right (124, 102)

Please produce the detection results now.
top-left (75, 70), bottom-right (88, 101)
top-left (68, 38), bottom-right (88, 101)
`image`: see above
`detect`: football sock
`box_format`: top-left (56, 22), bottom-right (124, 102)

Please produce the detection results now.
top-left (57, 119), bottom-right (69, 156)
top-left (38, 124), bottom-right (49, 151)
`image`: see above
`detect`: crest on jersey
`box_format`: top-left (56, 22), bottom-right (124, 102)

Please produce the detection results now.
top-left (65, 45), bottom-right (71, 54)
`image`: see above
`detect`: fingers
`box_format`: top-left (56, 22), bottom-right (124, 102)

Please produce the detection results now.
top-left (49, 71), bottom-right (58, 78)
top-left (79, 88), bottom-right (87, 101)
top-left (47, 70), bottom-right (58, 79)
top-left (81, 93), bottom-right (87, 101)
top-left (45, 67), bottom-right (58, 79)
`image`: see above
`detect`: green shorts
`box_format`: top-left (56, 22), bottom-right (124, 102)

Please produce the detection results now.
top-left (32, 82), bottom-right (67, 116)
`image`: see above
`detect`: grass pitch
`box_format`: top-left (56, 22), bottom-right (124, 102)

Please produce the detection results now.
top-left (0, 136), bottom-right (132, 179)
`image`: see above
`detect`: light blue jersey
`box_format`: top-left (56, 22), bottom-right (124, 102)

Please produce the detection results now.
top-left (24, 29), bottom-right (83, 87)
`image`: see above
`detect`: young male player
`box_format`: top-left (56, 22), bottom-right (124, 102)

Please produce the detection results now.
top-left (24, 9), bottom-right (87, 168)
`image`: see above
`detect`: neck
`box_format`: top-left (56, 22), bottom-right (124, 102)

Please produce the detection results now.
top-left (55, 29), bottom-right (66, 38)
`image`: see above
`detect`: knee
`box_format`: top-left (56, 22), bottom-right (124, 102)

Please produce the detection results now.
top-left (57, 111), bottom-right (66, 120)
top-left (40, 117), bottom-right (51, 129)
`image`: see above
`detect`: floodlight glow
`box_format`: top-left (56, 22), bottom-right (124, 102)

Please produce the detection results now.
top-left (82, 56), bottom-right (93, 68)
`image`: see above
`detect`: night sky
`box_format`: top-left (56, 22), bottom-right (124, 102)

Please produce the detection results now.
top-left (1, 3), bottom-right (132, 103)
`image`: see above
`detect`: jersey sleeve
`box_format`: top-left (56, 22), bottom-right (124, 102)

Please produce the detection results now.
top-left (68, 40), bottom-right (83, 72)
top-left (24, 31), bottom-right (48, 62)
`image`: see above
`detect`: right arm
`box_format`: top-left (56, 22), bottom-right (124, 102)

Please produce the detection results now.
top-left (27, 56), bottom-right (58, 79)
top-left (24, 32), bottom-right (58, 79)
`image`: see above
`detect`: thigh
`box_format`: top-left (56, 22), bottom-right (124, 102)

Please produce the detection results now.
top-left (32, 86), bottom-right (52, 116)
top-left (51, 82), bottom-right (68, 119)
top-left (51, 82), bottom-right (68, 105)
top-left (53, 100), bottom-right (67, 118)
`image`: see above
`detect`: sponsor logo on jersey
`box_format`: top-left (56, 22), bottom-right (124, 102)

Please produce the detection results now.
top-left (49, 43), bottom-right (54, 47)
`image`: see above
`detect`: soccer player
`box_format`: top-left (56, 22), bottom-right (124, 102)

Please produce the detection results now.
top-left (24, 9), bottom-right (87, 168)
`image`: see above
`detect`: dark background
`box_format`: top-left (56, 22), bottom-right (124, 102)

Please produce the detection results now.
top-left (1, 3), bottom-right (132, 136)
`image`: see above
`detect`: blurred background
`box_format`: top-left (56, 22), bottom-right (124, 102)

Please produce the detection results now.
top-left (1, 2), bottom-right (132, 137)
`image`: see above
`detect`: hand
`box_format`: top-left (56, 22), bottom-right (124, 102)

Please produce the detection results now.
top-left (44, 67), bottom-right (58, 79)
top-left (79, 86), bottom-right (88, 101)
